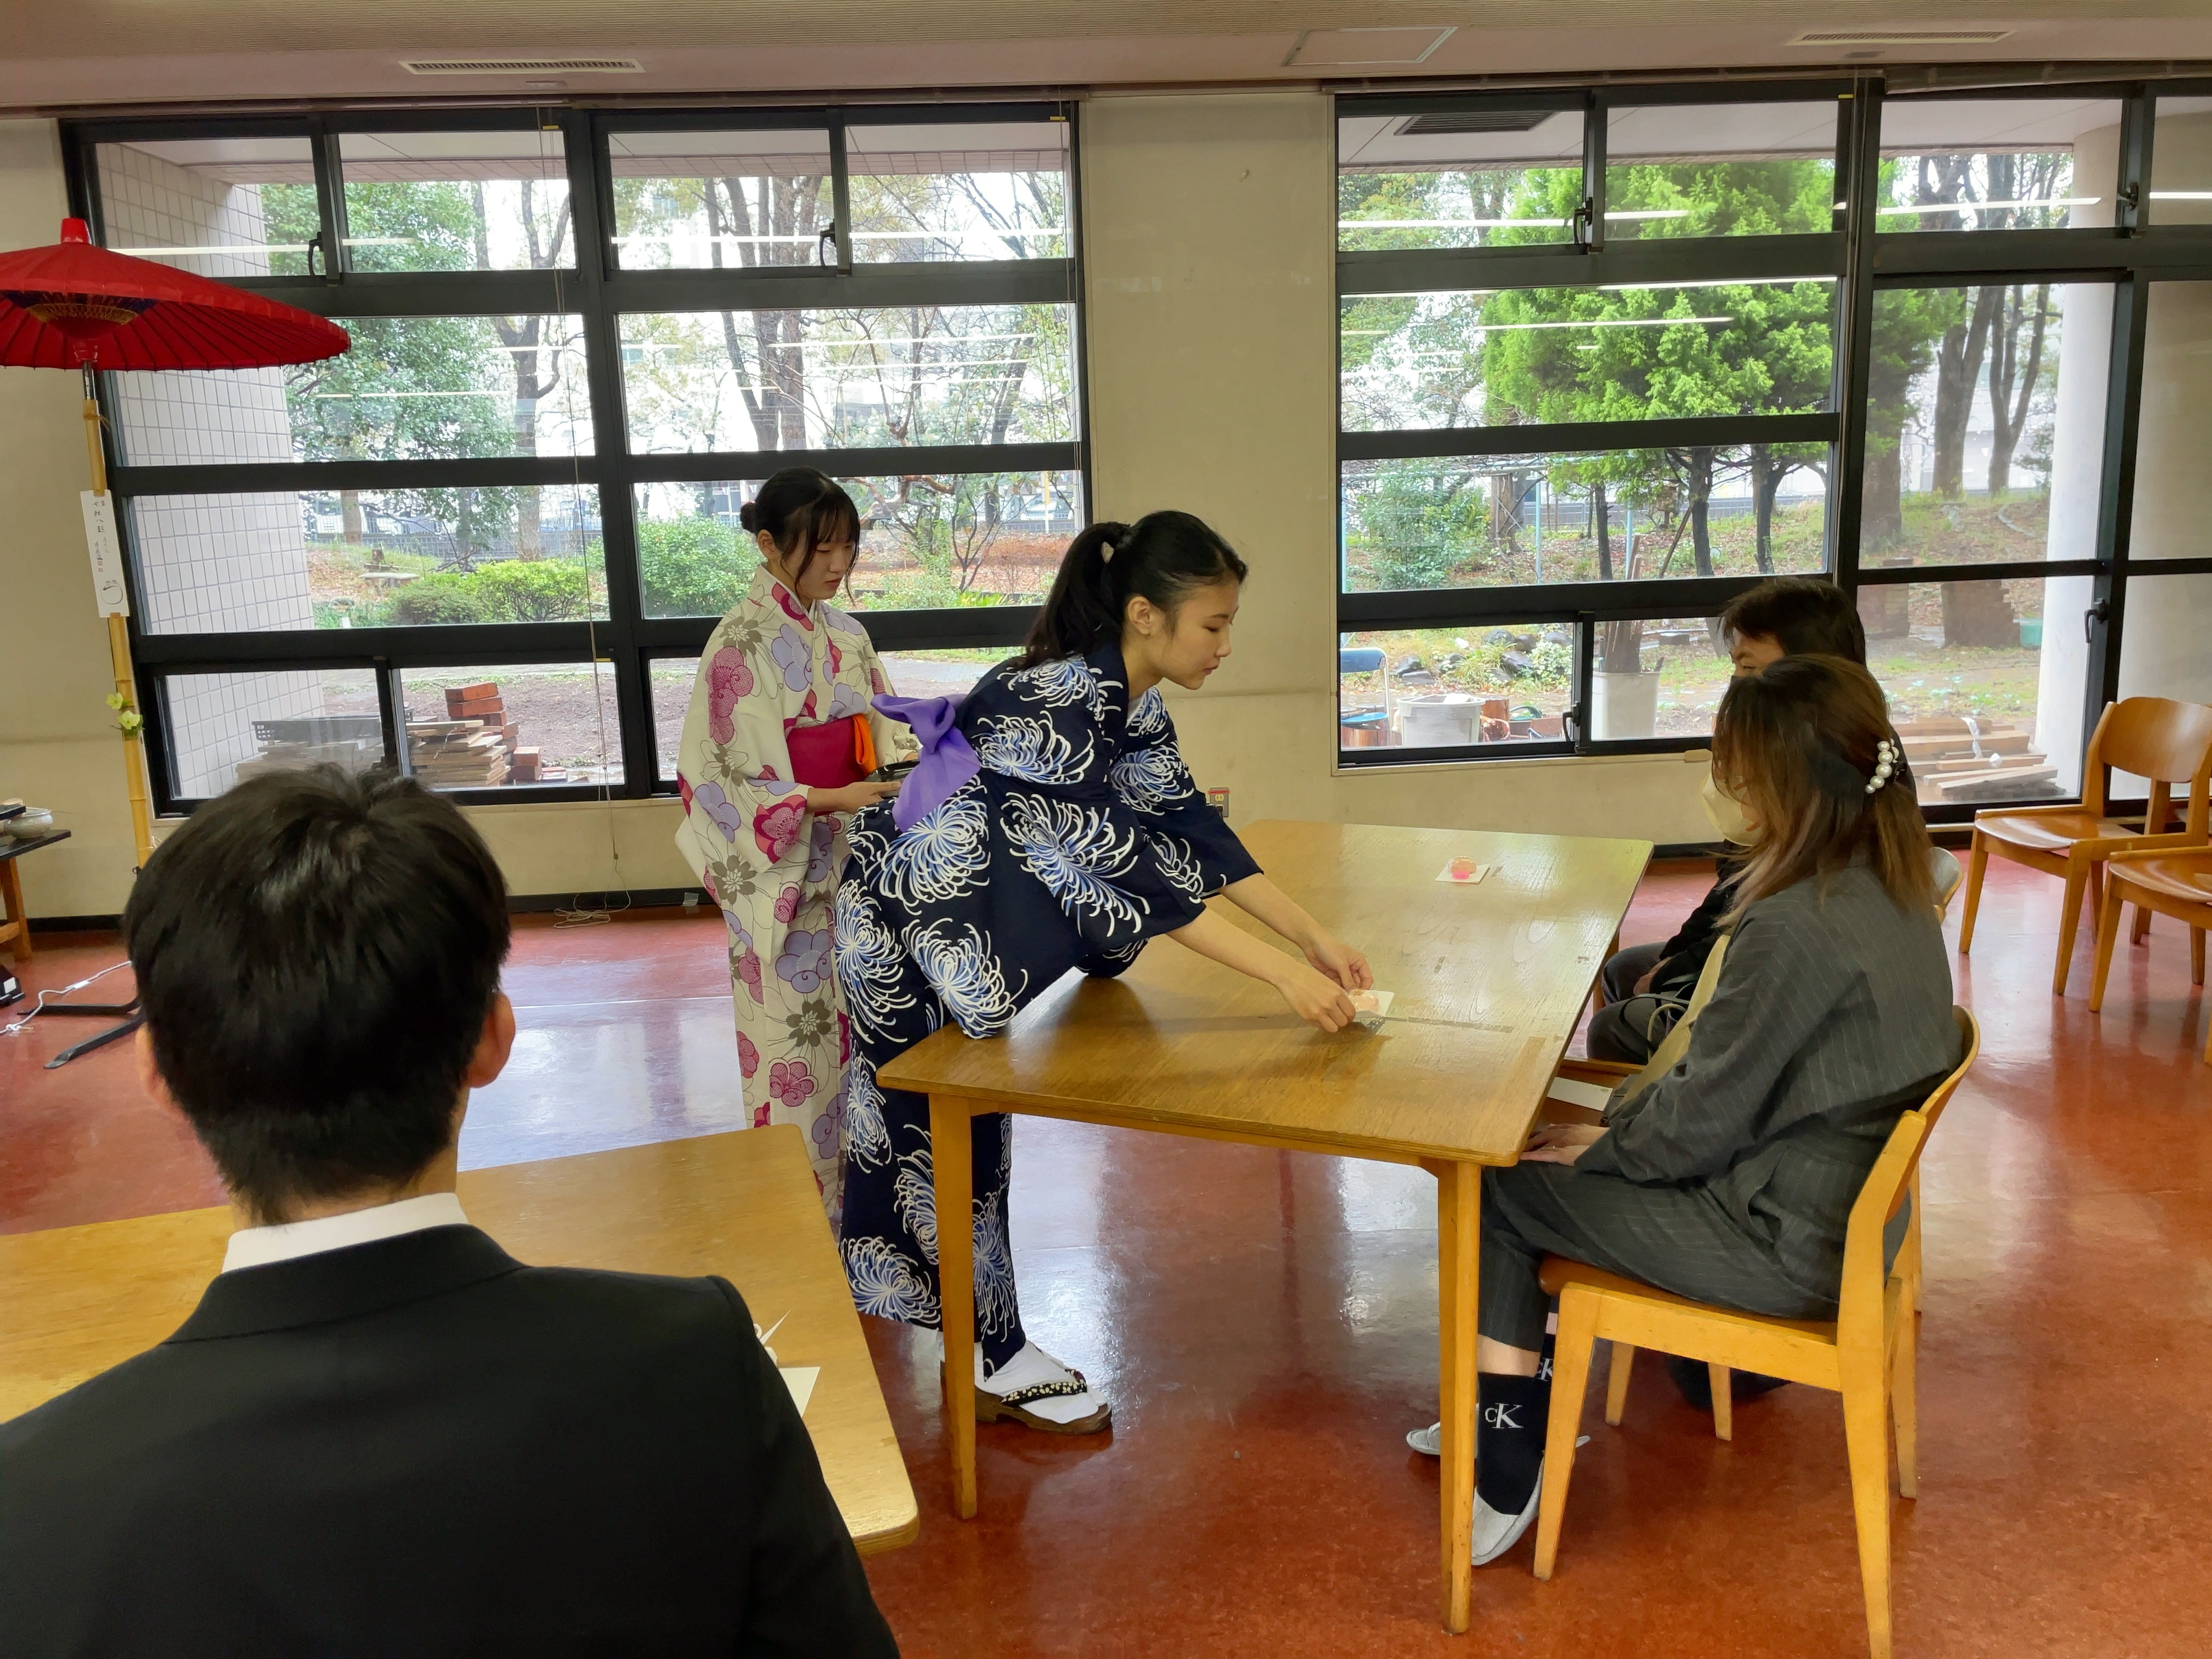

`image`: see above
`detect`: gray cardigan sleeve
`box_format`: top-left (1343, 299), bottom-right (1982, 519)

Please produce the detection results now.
top-left (1577, 905), bottom-right (1852, 1186)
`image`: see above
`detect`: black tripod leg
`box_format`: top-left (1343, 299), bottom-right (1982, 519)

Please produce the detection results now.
top-left (44, 1013), bottom-right (144, 1069)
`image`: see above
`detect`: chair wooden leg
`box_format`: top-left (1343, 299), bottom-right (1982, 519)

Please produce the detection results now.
top-left (2132, 902), bottom-right (2153, 947)
top-left (2054, 862), bottom-right (2091, 997)
top-left (1840, 1353), bottom-right (1897, 1659)
top-left (1957, 831), bottom-right (1989, 954)
top-left (1708, 1365), bottom-right (1733, 1442)
top-left (1604, 1342), bottom-right (1635, 1426)
top-left (1533, 1291), bottom-right (1601, 1582)
top-left (1892, 1297), bottom-right (1920, 1502)
top-left (2089, 881), bottom-right (2126, 1013)
top-left (2192, 927), bottom-right (2205, 989)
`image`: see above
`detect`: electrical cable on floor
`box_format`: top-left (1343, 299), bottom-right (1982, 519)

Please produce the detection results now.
top-left (3, 960), bottom-right (134, 1037)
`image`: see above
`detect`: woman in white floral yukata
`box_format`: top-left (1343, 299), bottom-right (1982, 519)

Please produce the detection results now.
top-left (836, 510), bottom-right (1372, 1432)
top-left (673, 468), bottom-right (910, 1215)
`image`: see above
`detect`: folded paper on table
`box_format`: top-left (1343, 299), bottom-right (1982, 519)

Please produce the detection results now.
top-left (1352, 988), bottom-right (1394, 1028)
top-left (874, 694), bottom-right (980, 833)
top-left (779, 1366), bottom-right (819, 1417)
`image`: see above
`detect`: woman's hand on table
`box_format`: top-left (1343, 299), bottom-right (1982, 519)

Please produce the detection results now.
top-left (1301, 930), bottom-right (1373, 991)
top-left (806, 779), bottom-right (901, 816)
top-left (1272, 958), bottom-right (1359, 1032)
top-left (1522, 1123), bottom-right (1606, 1166)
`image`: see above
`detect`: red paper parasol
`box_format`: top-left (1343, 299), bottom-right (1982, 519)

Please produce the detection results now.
top-left (0, 218), bottom-right (351, 868)
top-left (0, 217), bottom-right (349, 371)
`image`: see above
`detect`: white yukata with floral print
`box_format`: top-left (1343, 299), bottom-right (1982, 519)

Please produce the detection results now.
top-left (673, 565), bottom-right (907, 1216)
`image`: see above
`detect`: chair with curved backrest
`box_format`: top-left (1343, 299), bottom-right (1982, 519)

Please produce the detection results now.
top-left (2090, 847), bottom-right (2212, 1064)
top-left (1957, 697), bottom-right (2212, 995)
top-left (1531, 1008), bottom-right (1981, 1659)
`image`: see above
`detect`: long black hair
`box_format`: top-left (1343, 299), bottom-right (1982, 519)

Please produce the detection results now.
top-left (741, 467), bottom-right (862, 586)
top-left (1019, 510), bottom-right (1248, 668)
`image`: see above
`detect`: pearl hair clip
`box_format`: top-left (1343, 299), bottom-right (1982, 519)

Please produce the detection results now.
top-left (1867, 737), bottom-right (1898, 794)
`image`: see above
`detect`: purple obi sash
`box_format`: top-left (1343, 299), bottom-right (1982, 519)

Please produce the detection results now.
top-left (873, 695), bottom-right (980, 834)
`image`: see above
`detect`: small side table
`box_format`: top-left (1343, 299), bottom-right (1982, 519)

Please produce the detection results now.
top-left (0, 830), bottom-right (72, 964)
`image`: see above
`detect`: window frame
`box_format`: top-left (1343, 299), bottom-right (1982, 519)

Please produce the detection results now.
top-left (67, 100), bottom-right (1086, 811)
top-left (1336, 74), bottom-right (2212, 821)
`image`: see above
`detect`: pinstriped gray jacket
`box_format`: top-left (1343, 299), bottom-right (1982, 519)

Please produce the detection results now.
top-left (1581, 863), bottom-right (1961, 1302)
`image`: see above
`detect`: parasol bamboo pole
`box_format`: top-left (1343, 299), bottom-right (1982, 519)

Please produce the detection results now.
top-left (84, 364), bottom-right (154, 871)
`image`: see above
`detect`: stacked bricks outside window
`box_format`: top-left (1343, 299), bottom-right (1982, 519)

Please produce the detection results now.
top-left (404, 682), bottom-right (551, 787)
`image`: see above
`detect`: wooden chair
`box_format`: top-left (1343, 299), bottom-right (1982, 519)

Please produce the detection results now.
top-left (1958, 697), bottom-right (2212, 995)
top-left (1531, 1008), bottom-right (1981, 1659)
top-left (2089, 848), bottom-right (2212, 1064)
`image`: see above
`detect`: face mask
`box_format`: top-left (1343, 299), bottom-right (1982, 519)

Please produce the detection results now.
top-left (1700, 770), bottom-right (1757, 846)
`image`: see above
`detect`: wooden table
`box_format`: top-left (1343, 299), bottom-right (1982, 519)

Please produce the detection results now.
top-left (0, 1124), bottom-right (918, 1555)
top-left (1, 828), bottom-right (71, 963)
top-left (879, 820), bottom-right (1650, 1630)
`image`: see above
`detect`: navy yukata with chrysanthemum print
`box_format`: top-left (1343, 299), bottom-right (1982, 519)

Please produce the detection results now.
top-left (833, 641), bottom-right (1259, 1369)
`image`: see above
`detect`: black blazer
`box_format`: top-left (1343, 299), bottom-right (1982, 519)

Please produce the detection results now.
top-left (0, 1226), bottom-right (899, 1658)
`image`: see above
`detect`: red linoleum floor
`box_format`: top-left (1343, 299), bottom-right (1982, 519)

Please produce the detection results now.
top-left (5, 859), bottom-right (2211, 1657)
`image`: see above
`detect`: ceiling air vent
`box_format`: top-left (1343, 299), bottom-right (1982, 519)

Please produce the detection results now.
top-left (1790, 30), bottom-right (2015, 47)
top-left (1400, 110), bottom-right (1555, 137)
top-left (401, 58), bottom-right (645, 75)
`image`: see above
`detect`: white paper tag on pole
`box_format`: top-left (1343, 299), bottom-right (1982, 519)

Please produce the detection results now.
top-left (81, 492), bottom-right (128, 617)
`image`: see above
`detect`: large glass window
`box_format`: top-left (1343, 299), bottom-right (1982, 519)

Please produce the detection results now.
top-left (1342, 281), bottom-right (1835, 431)
top-left (2149, 98), bottom-right (2212, 224)
top-left (1338, 102), bottom-right (1585, 252)
top-left (1336, 80), bottom-right (2181, 808)
top-left (1339, 627), bottom-right (1576, 755)
top-left (81, 103), bottom-right (1082, 810)
top-left (620, 304), bottom-right (1077, 454)
top-left (1859, 282), bottom-right (2109, 569)
top-left (847, 121), bottom-right (1070, 262)
top-left (635, 471), bottom-right (1079, 618)
top-left (94, 136), bottom-right (318, 278)
top-left (607, 128), bottom-right (832, 270)
top-left (113, 315), bottom-right (594, 466)
top-left (1603, 100), bottom-right (1842, 239)
top-left (1341, 452), bottom-right (1826, 591)
top-left (1863, 578), bottom-right (2072, 805)
top-left (1877, 98), bottom-right (2122, 232)
top-left (399, 663), bottom-right (622, 790)
top-left (336, 131), bottom-right (573, 272)
top-left (157, 668), bottom-right (385, 798)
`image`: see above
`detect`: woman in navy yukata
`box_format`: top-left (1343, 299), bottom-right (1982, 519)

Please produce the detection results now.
top-left (834, 510), bottom-right (1373, 1432)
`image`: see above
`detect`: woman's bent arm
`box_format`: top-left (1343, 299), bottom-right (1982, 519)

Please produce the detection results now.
top-left (1220, 873), bottom-right (1373, 990)
top-left (1165, 905), bottom-right (1357, 1031)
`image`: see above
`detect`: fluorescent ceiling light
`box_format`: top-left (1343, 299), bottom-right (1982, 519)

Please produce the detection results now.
top-left (1790, 30), bottom-right (2015, 47)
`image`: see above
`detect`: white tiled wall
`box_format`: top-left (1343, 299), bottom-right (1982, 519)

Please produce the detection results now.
top-left (95, 142), bottom-right (289, 280)
top-left (100, 143), bottom-right (320, 795)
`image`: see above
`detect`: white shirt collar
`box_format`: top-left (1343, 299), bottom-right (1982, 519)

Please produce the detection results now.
top-left (222, 1192), bottom-right (471, 1273)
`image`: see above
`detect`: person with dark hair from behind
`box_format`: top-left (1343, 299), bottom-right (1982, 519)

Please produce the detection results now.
top-left (0, 768), bottom-right (898, 1659)
top-left (1449, 655), bottom-right (1960, 1566)
top-left (1588, 575), bottom-right (1869, 1070)
top-left (834, 511), bottom-right (1372, 1432)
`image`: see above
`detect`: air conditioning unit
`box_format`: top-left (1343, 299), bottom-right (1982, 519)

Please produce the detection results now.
top-left (400, 58), bottom-right (645, 76)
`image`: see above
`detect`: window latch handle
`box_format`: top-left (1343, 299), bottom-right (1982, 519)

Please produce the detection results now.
top-left (2085, 597), bottom-right (2112, 644)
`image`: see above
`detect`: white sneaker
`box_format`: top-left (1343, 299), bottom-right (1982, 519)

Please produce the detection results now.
top-left (1408, 1421), bottom-right (1584, 1458)
top-left (975, 1341), bottom-right (1111, 1434)
top-left (1471, 1462), bottom-right (1544, 1565)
